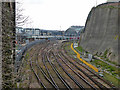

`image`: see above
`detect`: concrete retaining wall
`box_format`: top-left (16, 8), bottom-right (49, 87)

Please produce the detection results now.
top-left (80, 2), bottom-right (119, 62)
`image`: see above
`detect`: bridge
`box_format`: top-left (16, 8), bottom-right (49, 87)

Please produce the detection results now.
top-left (28, 35), bottom-right (80, 40)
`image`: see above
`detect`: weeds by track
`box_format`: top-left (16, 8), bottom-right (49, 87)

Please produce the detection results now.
top-left (52, 52), bottom-right (85, 89)
top-left (29, 43), bottom-right (56, 89)
top-left (46, 52), bottom-right (73, 90)
top-left (61, 42), bottom-right (116, 89)
top-left (57, 52), bottom-right (96, 89)
top-left (21, 41), bottom-right (116, 89)
top-left (28, 45), bottom-right (46, 88)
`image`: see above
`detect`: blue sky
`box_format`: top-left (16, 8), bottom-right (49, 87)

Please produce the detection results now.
top-left (17, 0), bottom-right (107, 30)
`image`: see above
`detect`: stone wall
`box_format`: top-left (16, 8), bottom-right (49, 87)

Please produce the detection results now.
top-left (80, 2), bottom-right (119, 62)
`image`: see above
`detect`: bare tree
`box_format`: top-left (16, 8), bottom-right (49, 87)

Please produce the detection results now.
top-left (16, 2), bottom-right (31, 27)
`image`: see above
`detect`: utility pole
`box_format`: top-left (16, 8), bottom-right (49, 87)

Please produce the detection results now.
top-left (60, 26), bottom-right (61, 31)
top-left (96, 0), bottom-right (97, 6)
top-left (60, 26), bottom-right (62, 40)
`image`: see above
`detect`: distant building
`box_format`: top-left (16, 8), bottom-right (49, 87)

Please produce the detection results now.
top-left (24, 28), bottom-right (34, 35)
top-left (16, 27), bottom-right (24, 33)
top-left (34, 29), bottom-right (40, 36)
top-left (16, 27), bottom-right (65, 42)
top-left (16, 27), bottom-right (26, 43)
top-left (65, 26), bottom-right (84, 37)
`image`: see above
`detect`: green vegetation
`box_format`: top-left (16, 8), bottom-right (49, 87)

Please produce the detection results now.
top-left (114, 35), bottom-right (118, 40)
top-left (25, 53), bottom-right (29, 60)
top-left (101, 5), bottom-right (118, 9)
top-left (91, 59), bottom-right (120, 76)
top-left (107, 5), bottom-right (115, 9)
top-left (76, 46), bottom-right (84, 52)
top-left (64, 42), bottom-right (76, 55)
top-left (105, 58), bottom-right (118, 66)
top-left (64, 41), bottom-right (120, 87)
top-left (103, 49), bottom-right (109, 58)
top-left (91, 59), bottom-right (120, 87)
top-left (18, 51), bottom-right (31, 88)
top-left (96, 49), bottom-right (119, 66)
top-left (103, 72), bottom-right (120, 87)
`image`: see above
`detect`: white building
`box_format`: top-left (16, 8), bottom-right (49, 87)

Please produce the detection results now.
top-left (16, 27), bottom-right (23, 33)
top-left (34, 29), bottom-right (40, 36)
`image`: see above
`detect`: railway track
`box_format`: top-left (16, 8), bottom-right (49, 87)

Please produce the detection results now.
top-left (30, 60), bottom-right (46, 88)
top-left (58, 51), bottom-right (102, 89)
top-left (41, 52), bottom-right (59, 89)
top-left (57, 52), bottom-right (97, 89)
top-left (27, 43), bottom-right (56, 88)
top-left (30, 42), bottom-right (72, 89)
top-left (53, 52), bottom-right (87, 89)
top-left (46, 43), bottom-right (95, 89)
top-left (18, 45), bottom-right (43, 88)
top-left (40, 43), bottom-right (74, 89)
top-left (26, 44), bottom-right (46, 88)
top-left (48, 52), bottom-right (80, 88)
top-left (33, 43), bottom-right (59, 89)
top-left (20, 40), bottom-right (116, 89)
top-left (46, 53), bottom-right (72, 89)
top-left (40, 42), bottom-right (84, 89)
top-left (61, 42), bottom-right (116, 89)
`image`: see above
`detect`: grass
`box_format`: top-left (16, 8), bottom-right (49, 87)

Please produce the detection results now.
top-left (64, 41), bottom-right (120, 87)
top-left (24, 53), bottom-right (29, 60)
top-left (64, 42), bottom-right (76, 55)
top-left (91, 59), bottom-right (120, 76)
top-left (103, 49), bottom-right (108, 58)
top-left (103, 72), bottom-right (120, 87)
top-left (105, 58), bottom-right (118, 66)
top-left (90, 59), bottom-right (120, 87)
top-left (97, 55), bottom-right (119, 66)
top-left (101, 5), bottom-right (118, 9)
top-left (76, 46), bottom-right (84, 52)
top-left (97, 49), bottom-right (119, 66)
top-left (18, 51), bottom-right (31, 88)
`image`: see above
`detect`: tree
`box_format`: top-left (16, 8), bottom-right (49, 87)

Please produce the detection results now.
top-left (1, 1), bottom-right (31, 88)
top-left (16, 2), bottom-right (31, 27)
top-left (2, 2), bottom-right (15, 88)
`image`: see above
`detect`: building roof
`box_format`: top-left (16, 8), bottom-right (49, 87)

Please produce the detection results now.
top-left (65, 26), bottom-right (84, 35)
